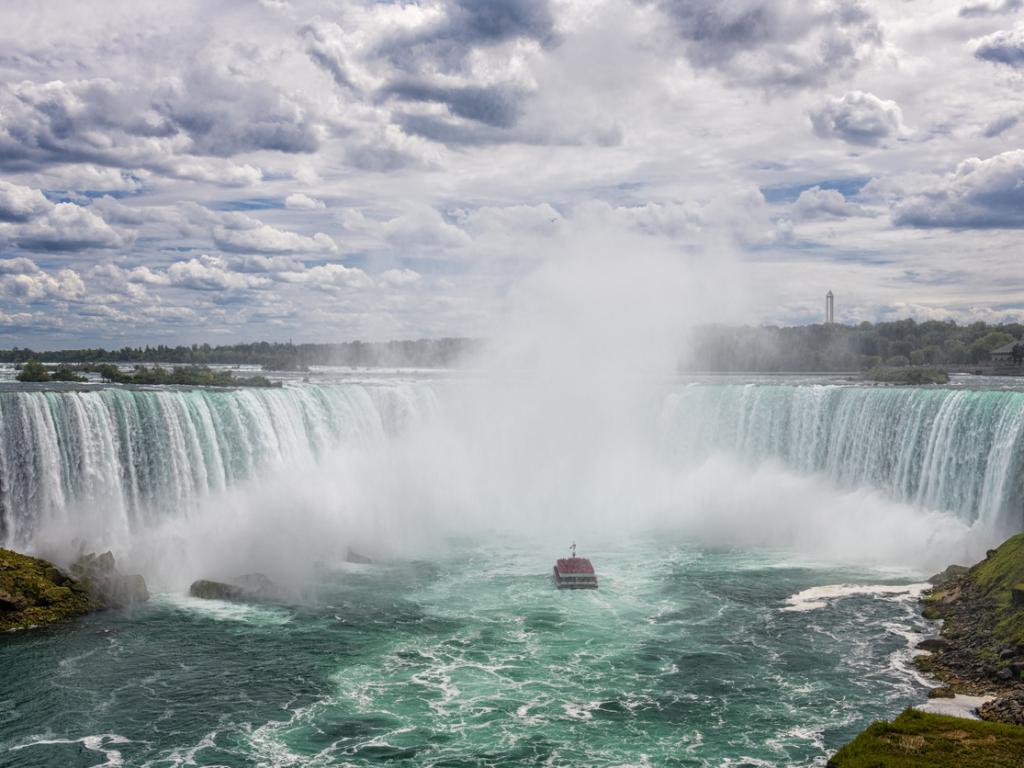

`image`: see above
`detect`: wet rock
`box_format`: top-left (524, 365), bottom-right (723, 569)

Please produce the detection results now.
top-left (189, 580), bottom-right (245, 601)
top-left (345, 548), bottom-right (373, 565)
top-left (189, 573), bottom-right (280, 603)
top-left (927, 687), bottom-right (955, 698)
top-left (979, 691), bottom-right (1024, 725)
top-left (916, 638), bottom-right (947, 652)
top-left (69, 551), bottom-right (149, 608)
top-left (232, 573), bottom-right (277, 595)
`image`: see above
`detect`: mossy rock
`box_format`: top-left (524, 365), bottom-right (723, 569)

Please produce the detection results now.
top-left (189, 574), bottom-right (280, 603)
top-left (0, 549), bottom-right (96, 632)
top-left (39, 585), bottom-right (73, 605)
top-left (828, 708), bottom-right (1024, 767)
top-left (922, 604), bottom-right (944, 620)
top-left (913, 655), bottom-right (935, 672)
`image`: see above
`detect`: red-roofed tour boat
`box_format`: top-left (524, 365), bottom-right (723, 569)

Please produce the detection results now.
top-left (553, 542), bottom-right (598, 589)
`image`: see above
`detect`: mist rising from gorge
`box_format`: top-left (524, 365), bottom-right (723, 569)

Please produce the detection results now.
top-left (8, 223), bottom-right (1002, 591)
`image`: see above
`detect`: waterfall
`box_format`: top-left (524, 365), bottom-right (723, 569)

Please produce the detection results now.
top-left (3, 380), bottom-right (1022, 556)
top-left (0, 384), bottom-right (437, 548)
top-left (660, 384), bottom-right (1024, 532)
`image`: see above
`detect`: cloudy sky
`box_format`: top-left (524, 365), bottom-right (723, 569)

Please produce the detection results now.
top-left (1, 0), bottom-right (1023, 347)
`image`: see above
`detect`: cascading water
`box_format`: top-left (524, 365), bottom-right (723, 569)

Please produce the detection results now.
top-left (0, 384), bottom-right (438, 549)
top-left (3, 378), bottom-right (1022, 560)
top-left (660, 383), bottom-right (1024, 533)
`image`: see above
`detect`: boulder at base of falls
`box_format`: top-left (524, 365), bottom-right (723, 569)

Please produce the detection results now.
top-left (0, 548), bottom-right (95, 631)
top-left (69, 551), bottom-right (149, 609)
top-left (345, 548), bottom-right (373, 565)
top-left (189, 573), bottom-right (280, 603)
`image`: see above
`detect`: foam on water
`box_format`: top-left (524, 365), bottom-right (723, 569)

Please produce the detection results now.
top-left (153, 593), bottom-right (293, 625)
top-left (783, 583), bottom-right (930, 612)
top-left (11, 734), bottom-right (131, 767)
top-left (916, 694), bottom-right (994, 719)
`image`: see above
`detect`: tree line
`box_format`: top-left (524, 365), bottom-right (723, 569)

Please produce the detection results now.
top-left (15, 360), bottom-right (278, 387)
top-left (4, 320), bottom-right (1022, 374)
top-left (0, 338), bottom-right (481, 370)
top-left (684, 320), bottom-right (1024, 372)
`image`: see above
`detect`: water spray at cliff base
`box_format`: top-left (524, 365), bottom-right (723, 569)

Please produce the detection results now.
top-left (7, 223), bottom-right (1007, 590)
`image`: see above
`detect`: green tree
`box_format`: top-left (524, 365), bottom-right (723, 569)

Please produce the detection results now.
top-left (910, 345), bottom-right (943, 365)
top-left (16, 359), bottom-right (50, 382)
top-left (50, 365), bottom-right (87, 382)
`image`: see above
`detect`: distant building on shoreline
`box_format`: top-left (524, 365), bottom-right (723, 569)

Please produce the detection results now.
top-left (826, 290), bottom-right (834, 324)
top-left (991, 339), bottom-right (1024, 367)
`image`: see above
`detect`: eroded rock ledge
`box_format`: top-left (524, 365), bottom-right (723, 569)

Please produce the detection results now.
top-left (915, 533), bottom-right (1024, 723)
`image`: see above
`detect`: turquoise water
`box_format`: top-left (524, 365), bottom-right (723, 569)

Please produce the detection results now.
top-left (1, 537), bottom-right (932, 767)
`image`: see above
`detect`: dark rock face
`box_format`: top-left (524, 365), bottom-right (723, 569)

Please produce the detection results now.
top-left (927, 686), bottom-right (955, 699)
top-left (1013, 585), bottom-right (1024, 608)
top-left (189, 573), bottom-right (280, 603)
top-left (928, 564), bottom-right (969, 587)
top-left (189, 580), bottom-right (246, 601)
top-left (0, 548), bottom-right (95, 631)
top-left (69, 551), bottom-right (149, 608)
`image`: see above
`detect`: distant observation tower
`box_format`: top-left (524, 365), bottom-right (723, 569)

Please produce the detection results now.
top-left (826, 290), bottom-right (834, 324)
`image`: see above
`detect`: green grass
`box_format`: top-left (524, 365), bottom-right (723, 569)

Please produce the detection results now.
top-left (829, 708), bottom-right (1024, 767)
top-left (970, 533), bottom-right (1024, 648)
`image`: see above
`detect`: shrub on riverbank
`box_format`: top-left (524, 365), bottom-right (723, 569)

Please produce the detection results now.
top-left (14, 358), bottom-right (50, 382)
top-left (866, 367), bottom-right (949, 385)
top-left (93, 364), bottom-right (280, 388)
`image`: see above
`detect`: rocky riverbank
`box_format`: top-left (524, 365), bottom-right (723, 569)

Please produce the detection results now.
top-left (915, 533), bottom-right (1024, 722)
top-left (0, 548), bottom-right (148, 632)
top-left (828, 533), bottom-right (1024, 766)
